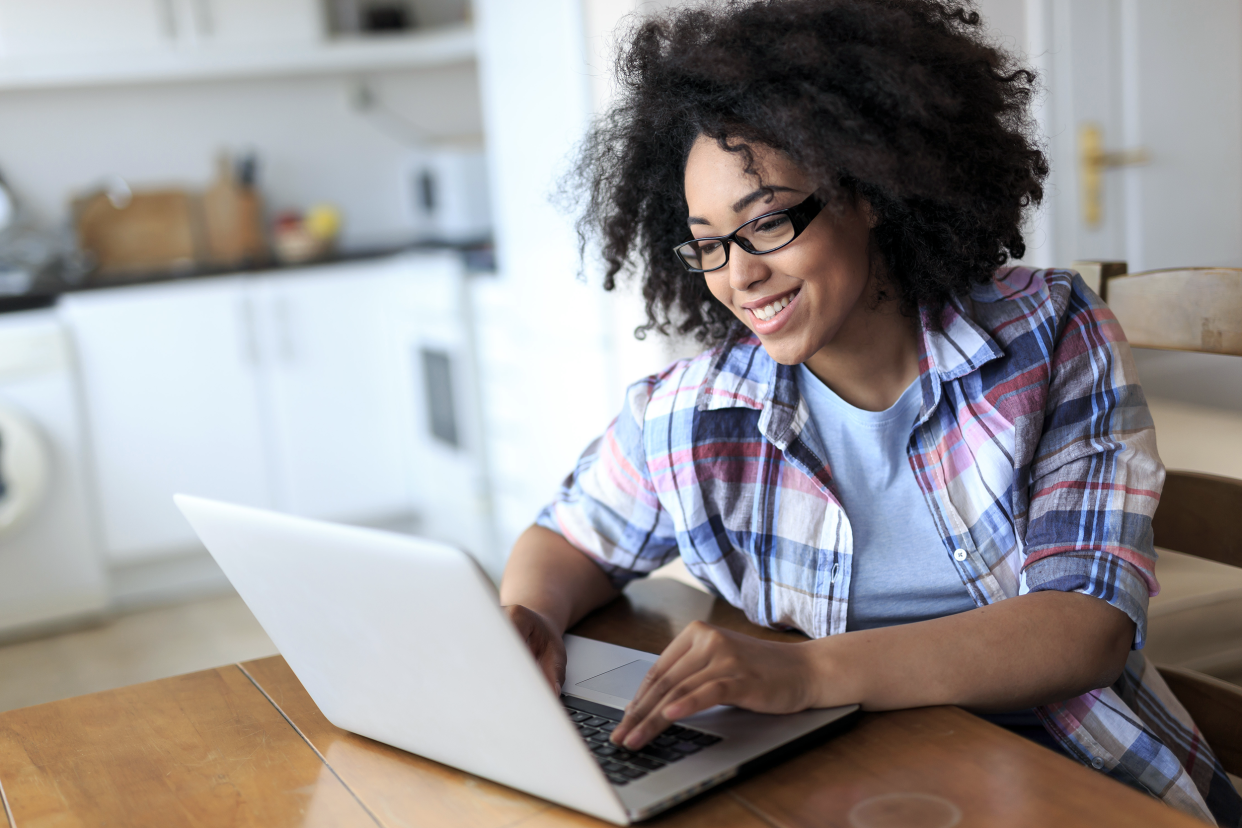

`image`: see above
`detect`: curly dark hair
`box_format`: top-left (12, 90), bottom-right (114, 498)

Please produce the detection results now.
top-left (569, 0), bottom-right (1048, 343)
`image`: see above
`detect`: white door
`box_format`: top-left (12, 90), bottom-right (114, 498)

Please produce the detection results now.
top-left (253, 260), bottom-right (415, 525)
top-left (61, 278), bottom-right (274, 562)
top-left (1038, 0), bottom-right (1242, 271)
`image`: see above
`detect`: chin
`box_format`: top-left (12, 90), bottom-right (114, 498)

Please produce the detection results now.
top-left (754, 336), bottom-right (815, 366)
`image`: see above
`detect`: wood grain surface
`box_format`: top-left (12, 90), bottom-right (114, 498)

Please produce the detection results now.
top-left (1106, 266), bottom-right (1242, 356)
top-left (0, 665), bottom-right (377, 827)
top-left (0, 577), bottom-right (1208, 828)
top-left (1153, 469), bottom-right (1242, 569)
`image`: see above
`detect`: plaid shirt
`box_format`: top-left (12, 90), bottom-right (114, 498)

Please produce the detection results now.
top-left (539, 267), bottom-right (1241, 825)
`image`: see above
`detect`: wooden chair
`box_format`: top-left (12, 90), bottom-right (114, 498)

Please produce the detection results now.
top-left (1149, 470), bottom-right (1242, 780)
top-left (1102, 265), bottom-right (1242, 357)
top-left (1079, 262), bottom-right (1242, 781)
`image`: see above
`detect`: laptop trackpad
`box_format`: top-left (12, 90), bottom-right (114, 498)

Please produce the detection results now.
top-left (575, 659), bottom-right (655, 701)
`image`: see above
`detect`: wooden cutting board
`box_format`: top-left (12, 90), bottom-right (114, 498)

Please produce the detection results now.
top-left (74, 190), bottom-right (202, 278)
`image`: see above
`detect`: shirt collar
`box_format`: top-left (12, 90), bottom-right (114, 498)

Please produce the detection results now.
top-left (696, 295), bottom-right (1006, 443)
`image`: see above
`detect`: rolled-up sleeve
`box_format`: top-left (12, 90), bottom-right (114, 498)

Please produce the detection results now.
top-left (1020, 275), bottom-right (1164, 649)
top-left (535, 376), bottom-right (681, 589)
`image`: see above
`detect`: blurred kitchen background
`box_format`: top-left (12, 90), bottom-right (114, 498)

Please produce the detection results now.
top-left (0, 0), bottom-right (1239, 712)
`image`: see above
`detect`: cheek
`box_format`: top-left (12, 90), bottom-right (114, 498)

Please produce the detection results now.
top-left (704, 275), bottom-right (739, 313)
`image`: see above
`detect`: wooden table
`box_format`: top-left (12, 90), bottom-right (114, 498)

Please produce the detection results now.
top-left (0, 579), bottom-right (1203, 828)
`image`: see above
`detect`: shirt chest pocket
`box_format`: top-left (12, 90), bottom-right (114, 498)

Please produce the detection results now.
top-left (720, 469), bottom-right (847, 637)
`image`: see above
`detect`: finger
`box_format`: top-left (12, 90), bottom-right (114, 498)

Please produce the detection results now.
top-left (613, 624), bottom-right (708, 741)
top-left (620, 665), bottom-right (717, 750)
top-left (612, 640), bottom-right (708, 745)
top-left (545, 640), bottom-right (567, 696)
top-left (660, 678), bottom-right (730, 721)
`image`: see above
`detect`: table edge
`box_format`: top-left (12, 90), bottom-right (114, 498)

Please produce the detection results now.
top-left (0, 767), bottom-right (13, 828)
top-left (233, 661), bottom-right (385, 827)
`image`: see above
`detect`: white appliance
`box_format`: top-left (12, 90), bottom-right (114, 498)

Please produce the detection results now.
top-left (404, 147), bottom-right (491, 244)
top-left (0, 309), bottom-right (107, 636)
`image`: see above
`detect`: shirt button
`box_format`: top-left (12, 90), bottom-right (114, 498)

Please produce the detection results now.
top-left (1091, 756), bottom-right (1105, 770)
top-left (953, 549), bottom-right (967, 562)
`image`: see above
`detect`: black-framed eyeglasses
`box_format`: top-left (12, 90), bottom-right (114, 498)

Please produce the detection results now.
top-left (672, 192), bottom-right (825, 273)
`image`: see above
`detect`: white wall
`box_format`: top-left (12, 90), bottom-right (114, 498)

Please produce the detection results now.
top-left (472, 0), bottom-right (682, 556)
top-left (0, 64), bottom-right (483, 250)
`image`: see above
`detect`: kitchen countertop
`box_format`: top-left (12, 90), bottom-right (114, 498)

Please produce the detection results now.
top-left (0, 240), bottom-right (494, 315)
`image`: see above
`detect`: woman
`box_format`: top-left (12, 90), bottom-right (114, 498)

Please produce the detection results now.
top-left (499, 1), bottom-right (1240, 823)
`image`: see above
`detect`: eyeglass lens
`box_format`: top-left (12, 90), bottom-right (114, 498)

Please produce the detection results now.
top-left (675, 211), bottom-right (797, 271)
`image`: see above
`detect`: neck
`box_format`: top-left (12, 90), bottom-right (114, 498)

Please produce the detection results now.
top-left (802, 297), bottom-right (920, 412)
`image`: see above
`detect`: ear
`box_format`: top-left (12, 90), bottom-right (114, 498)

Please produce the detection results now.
top-left (858, 198), bottom-right (880, 228)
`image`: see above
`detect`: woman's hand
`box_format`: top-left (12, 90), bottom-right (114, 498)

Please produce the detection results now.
top-left (611, 621), bottom-right (819, 750)
top-left (504, 604), bottom-right (567, 696)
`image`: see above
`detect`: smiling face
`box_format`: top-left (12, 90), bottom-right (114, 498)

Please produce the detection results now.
top-left (683, 136), bottom-right (876, 366)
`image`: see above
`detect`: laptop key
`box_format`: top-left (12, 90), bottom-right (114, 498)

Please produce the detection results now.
top-left (568, 712), bottom-right (591, 723)
top-left (602, 761), bottom-right (625, 773)
top-left (672, 741), bottom-right (702, 754)
top-left (664, 725), bottom-right (686, 736)
top-left (606, 773), bottom-right (630, 785)
top-left (593, 744), bottom-right (618, 756)
top-left (639, 745), bottom-right (683, 763)
top-left (619, 766), bottom-right (647, 779)
top-left (629, 756), bottom-right (664, 771)
top-left (578, 725), bottom-right (598, 738)
top-left (600, 721), bottom-right (618, 732)
top-left (588, 731), bottom-right (610, 742)
top-left (693, 734), bottom-right (722, 746)
top-left (584, 717), bottom-right (609, 727)
top-left (653, 735), bottom-right (678, 747)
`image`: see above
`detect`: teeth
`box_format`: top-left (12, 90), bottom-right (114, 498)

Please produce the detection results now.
top-left (754, 293), bottom-right (795, 321)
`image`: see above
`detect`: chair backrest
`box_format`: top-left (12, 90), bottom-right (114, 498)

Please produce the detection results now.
top-left (1151, 470), bottom-right (1242, 570)
top-left (1104, 266), bottom-right (1242, 356)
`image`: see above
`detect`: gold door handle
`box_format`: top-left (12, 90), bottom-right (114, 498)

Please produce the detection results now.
top-left (1079, 123), bottom-right (1149, 228)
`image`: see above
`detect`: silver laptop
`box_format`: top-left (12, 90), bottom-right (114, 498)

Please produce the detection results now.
top-left (174, 494), bottom-right (859, 825)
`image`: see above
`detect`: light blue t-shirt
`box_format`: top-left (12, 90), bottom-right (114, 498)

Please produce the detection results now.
top-left (796, 364), bottom-right (976, 631)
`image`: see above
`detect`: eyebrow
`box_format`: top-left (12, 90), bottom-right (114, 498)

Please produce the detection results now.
top-left (687, 186), bottom-right (799, 226)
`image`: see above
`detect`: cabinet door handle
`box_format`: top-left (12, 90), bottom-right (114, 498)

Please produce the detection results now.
top-left (191, 0), bottom-right (214, 37)
top-left (275, 296), bottom-right (296, 364)
top-left (238, 296), bottom-right (260, 366)
top-left (157, 0), bottom-right (179, 39)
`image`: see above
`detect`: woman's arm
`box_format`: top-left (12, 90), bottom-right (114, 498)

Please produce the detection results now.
top-left (611, 590), bottom-right (1134, 750)
top-left (500, 524), bottom-right (620, 694)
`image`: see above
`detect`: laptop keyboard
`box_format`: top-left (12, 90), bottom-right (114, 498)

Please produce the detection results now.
top-left (562, 696), bottom-right (723, 786)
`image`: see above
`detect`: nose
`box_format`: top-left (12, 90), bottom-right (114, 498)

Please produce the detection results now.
top-left (727, 245), bottom-right (770, 292)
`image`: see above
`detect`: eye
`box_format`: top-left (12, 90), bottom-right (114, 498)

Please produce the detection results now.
top-left (753, 214), bottom-right (791, 235)
top-left (697, 240), bottom-right (723, 255)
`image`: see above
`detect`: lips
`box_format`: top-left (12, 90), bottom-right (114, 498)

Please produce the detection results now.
top-left (745, 288), bottom-right (801, 334)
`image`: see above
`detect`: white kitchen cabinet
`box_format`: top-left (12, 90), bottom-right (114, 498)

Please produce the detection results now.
top-left (61, 253), bottom-right (490, 567)
top-left (0, 0), bottom-right (321, 60)
top-left (61, 278), bottom-right (275, 563)
top-left (0, 0), bottom-right (170, 57)
top-left (254, 258), bottom-right (416, 524)
top-left (181, 0), bottom-right (322, 48)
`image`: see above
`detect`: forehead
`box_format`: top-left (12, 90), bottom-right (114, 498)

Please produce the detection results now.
top-left (683, 136), bottom-right (808, 213)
